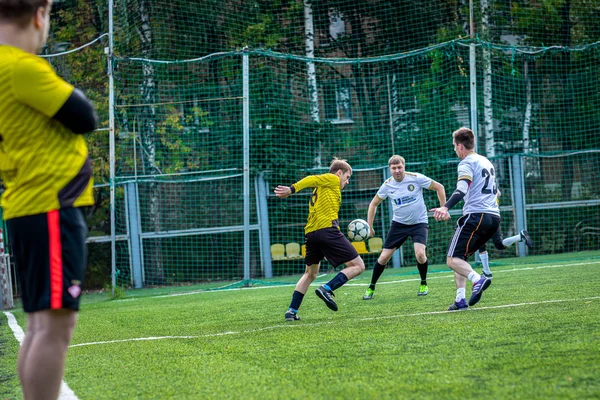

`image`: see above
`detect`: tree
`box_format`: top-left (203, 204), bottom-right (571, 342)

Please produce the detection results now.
top-left (510, 0), bottom-right (600, 200)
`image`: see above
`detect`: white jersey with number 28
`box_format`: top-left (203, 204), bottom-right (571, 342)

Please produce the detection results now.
top-left (457, 153), bottom-right (500, 216)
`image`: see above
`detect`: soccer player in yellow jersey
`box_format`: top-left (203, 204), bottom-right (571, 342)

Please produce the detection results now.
top-left (275, 158), bottom-right (366, 321)
top-left (0, 0), bottom-right (97, 398)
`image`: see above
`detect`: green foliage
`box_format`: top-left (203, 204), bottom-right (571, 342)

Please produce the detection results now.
top-left (153, 106), bottom-right (214, 173)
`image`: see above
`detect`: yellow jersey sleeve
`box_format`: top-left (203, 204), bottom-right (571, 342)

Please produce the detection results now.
top-left (292, 173), bottom-right (340, 193)
top-left (12, 55), bottom-right (73, 118)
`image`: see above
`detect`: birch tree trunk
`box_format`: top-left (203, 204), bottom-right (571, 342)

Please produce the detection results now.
top-left (303, 0), bottom-right (322, 167)
top-left (481, 0), bottom-right (494, 158)
top-left (522, 60), bottom-right (532, 154)
top-left (139, 0), bottom-right (165, 284)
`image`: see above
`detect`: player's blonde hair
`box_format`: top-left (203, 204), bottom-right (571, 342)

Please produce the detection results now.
top-left (329, 157), bottom-right (352, 174)
top-left (388, 155), bottom-right (405, 166)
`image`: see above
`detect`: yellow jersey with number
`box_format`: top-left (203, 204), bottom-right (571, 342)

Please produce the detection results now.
top-left (292, 173), bottom-right (342, 235)
top-left (0, 45), bottom-right (94, 220)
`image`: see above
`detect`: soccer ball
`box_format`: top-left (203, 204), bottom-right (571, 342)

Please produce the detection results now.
top-left (347, 219), bottom-right (370, 242)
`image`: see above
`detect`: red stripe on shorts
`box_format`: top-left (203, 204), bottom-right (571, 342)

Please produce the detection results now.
top-left (48, 210), bottom-right (63, 309)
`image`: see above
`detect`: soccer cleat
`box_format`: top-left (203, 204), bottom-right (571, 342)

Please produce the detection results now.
top-left (418, 284), bottom-right (429, 296)
top-left (520, 229), bottom-right (533, 249)
top-left (363, 288), bottom-right (375, 300)
top-left (482, 272), bottom-right (493, 279)
top-left (284, 308), bottom-right (300, 321)
top-left (468, 275), bottom-right (492, 306)
top-left (448, 298), bottom-right (468, 311)
top-left (315, 285), bottom-right (338, 311)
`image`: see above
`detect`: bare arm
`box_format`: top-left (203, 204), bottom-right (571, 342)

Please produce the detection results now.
top-left (430, 179), bottom-right (469, 222)
top-left (428, 180), bottom-right (446, 207)
top-left (367, 195), bottom-right (384, 237)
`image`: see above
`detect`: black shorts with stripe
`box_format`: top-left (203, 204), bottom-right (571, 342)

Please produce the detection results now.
top-left (305, 227), bottom-right (359, 268)
top-left (383, 221), bottom-right (428, 249)
top-left (7, 207), bottom-right (88, 313)
top-left (447, 213), bottom-right (501, 260)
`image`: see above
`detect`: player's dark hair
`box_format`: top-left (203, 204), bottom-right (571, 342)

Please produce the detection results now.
top-left (329, 157), bottom-right (352, 175)
top-left (453, 127), bottom-right (475, 150)
top-left (0, 0), bottom-right (49, 27)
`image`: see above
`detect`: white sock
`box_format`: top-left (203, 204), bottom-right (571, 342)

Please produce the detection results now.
top-left (455, 288), bottom-right (466, 302)
top-left (480, 252), bottom-right (491, 274)
top-left (468, 271), bottom-right (481, 283)
top-left (502, 233), bottom-right (521, 247)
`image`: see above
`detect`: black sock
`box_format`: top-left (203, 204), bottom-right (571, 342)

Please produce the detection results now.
top-left (326, 272), bottom-right (349, 291)
top-left (289, 290), bottom-right (304, 311)
top-left (417, 260), bottom-right (428, 285)
top-left (369, 262), bottom-right (387, 290)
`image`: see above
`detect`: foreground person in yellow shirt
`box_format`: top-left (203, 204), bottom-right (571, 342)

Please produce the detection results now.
top-left (275, 158), bottom-right (366, 321)
top-left (0, 0), bottom-right (97, 398)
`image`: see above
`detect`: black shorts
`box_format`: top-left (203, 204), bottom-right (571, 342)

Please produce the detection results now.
top-left (448, 213), bottom-right (501, 260)
top-left (7, 207), bottom-right (88, 313)
top-left (479, 225), bottom-right (505, 252)
top-left (383, 222), bottom-right (428, 249)
top-left (305, 227), bottom-right (359, 268)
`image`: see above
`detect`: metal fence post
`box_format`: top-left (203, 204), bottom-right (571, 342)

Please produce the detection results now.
top-left (126, 182), bottom-right (144, 288)
top-left (256, 173), bottom-right (273, 278)
top-left (511, 155), bottom-right (528, 256)
top-left (0, 222), bottom-right (13, 309)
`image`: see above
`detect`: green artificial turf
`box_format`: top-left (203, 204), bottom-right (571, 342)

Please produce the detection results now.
top-left (2, 252), bottom-right (599, 399)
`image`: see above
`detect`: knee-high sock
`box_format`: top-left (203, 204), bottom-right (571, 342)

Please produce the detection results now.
top-left (502, 233), bottom-right (521, 247)
top-left (369, 261), bottom-right (386, 290)
top-left (289, 290), bottom-right (305, 311)
top-left (326, 272), bottom-right (349, 291)
top-left (417, 260), bottom-right (428, 284)
top-left (480, 252), bottom-right (491, 274)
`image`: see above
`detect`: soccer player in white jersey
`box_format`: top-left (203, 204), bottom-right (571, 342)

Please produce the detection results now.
top-left (362, 155), bottom-right (446, 299)
top-left (431, 127), bottom-right (501, 310)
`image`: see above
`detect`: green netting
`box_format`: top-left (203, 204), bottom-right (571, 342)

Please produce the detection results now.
top-left (2, 0), bottom-right (599, 292)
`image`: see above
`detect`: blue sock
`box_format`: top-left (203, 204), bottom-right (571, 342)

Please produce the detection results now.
top-left (289, 290), bottom-right (304, 311)
top-left (325, 272), bottom-right (349, 291)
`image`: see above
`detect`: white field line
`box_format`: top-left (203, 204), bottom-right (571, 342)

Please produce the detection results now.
top-left (3, 311), bottom-right (79, 400)
top-left (68, 296), bottom-right (600, 349)
top-left (127, 260), bottom-right (599, 300)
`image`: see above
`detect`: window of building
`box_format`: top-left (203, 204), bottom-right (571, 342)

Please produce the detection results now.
top-left (329, 9), bottom-right (345, 40)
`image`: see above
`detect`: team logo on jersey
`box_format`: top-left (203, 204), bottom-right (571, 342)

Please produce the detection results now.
top-left (408, 184), bottom-right (415, 191)
top-left (394, 196), bottom-right (417, 206)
